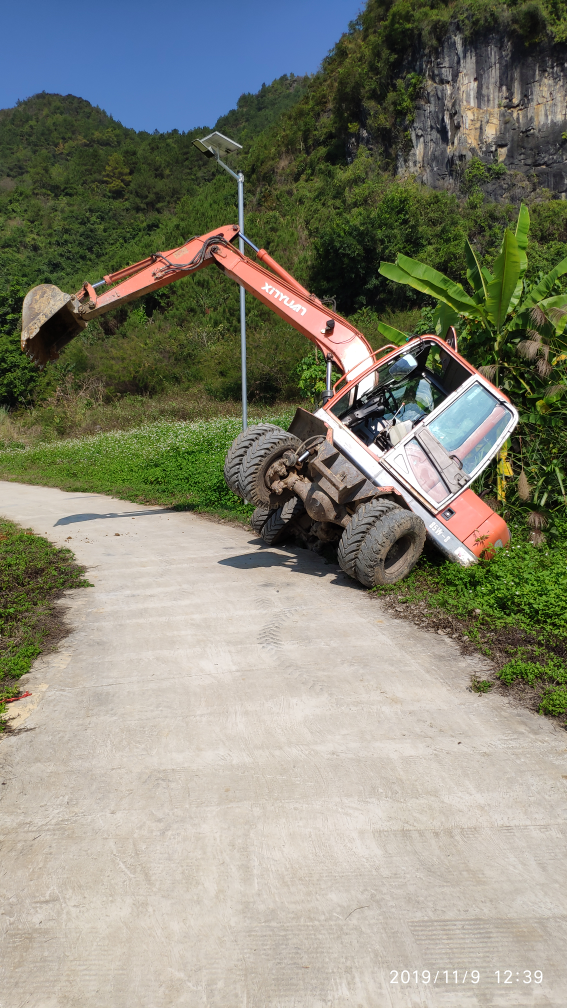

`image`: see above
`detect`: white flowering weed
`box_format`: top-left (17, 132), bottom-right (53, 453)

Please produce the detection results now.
top-left (0, 412), bottom-right (295, 515)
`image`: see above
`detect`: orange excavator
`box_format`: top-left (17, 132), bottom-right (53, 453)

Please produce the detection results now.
top-left (21, 224), bottom-right (518, 586)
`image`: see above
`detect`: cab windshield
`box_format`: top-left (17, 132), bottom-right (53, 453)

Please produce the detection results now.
top-left (330, 341), bottom-right (470, 450)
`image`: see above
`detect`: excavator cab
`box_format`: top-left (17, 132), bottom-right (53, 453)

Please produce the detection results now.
top-left (331, 347), bottom-right (451, 450)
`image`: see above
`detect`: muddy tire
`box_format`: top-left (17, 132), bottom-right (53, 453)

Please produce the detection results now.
top-left (337, 499), bottom-right (400, 580)
top-left (261, 497), bottom-right (305, 546)
top-left (250, 505), bottom-right (273, 535)
top-left (224, 424), bottom-right (280, 497)
top-left (239, 429), bottom-right (301, 506)
top-left (355, 508), bottom-right (426, 586)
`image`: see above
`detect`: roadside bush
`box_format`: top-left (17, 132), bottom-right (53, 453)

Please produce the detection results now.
top-left (538, 687), bottom-right (567, 715)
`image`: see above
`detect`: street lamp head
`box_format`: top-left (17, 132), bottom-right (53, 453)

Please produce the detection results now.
top-left (192, 131), bottom-right (242, 159)
top-left (192, 138), bottom-right (215, 158)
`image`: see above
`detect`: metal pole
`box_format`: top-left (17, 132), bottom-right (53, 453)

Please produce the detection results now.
top-left (237, 171), bottom-right (247, 430)
top-left (210, 152), bottom-right (247, 430)
top-left (322, 353), bottom-right (334, 405)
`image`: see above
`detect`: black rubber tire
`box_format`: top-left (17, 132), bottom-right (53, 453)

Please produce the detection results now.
top-left (337, 499), bottom-right (400, 580)
top-left (355, 508), bottom-right (426, 586)
top-left (261, 497), bottom-right (305, 545)
top-left (250, 505), bottom-right (273, 535)
top-left (239, 429), bottom-right (301, 506)
top-left (224, 424), bottom-right (280, 497)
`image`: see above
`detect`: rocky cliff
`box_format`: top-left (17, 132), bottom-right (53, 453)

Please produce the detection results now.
top-left (401, 31), bottom-right (567, 197)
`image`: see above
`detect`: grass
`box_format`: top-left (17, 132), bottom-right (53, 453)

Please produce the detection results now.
top-left (0, 412), bottom-right (295, 519)
top-left (0, 518), bottom-right (90, 731)
top-left (372, 535), bottom-right (567, 725)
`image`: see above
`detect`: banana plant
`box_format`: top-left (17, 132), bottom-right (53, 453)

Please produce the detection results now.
top-left (376, 204), bottom-right (567, 514)
top-left (377, 203), bottom-right (567, 389)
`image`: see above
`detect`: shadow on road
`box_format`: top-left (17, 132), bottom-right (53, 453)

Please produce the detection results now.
top-left (219, 550), bottom-right (329, 576)
top-left (219, 545), bottom-right (358, 586)
top-left (54, 509), bottom-right (172, 526)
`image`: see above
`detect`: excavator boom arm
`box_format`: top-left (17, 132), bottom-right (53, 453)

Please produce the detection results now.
top-left (21, 225), bottom-right (374, 378)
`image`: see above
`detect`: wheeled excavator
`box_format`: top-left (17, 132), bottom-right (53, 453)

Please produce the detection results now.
top-left (21, 224), bottom-right (518, 586)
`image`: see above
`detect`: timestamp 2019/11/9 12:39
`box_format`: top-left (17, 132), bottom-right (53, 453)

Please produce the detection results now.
top-left (389, 970), bottom-right (543, 985)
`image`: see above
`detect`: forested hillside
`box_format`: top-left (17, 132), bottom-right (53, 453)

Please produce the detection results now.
top-left (0, 75), bottom-right (314, 407)
top-left (1, 0), bottom-right (567, 412)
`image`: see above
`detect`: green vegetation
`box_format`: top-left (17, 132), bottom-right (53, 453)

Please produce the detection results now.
top-left (0, 518), bottom-right (89, 730)
top-left (296, 350), bottom-right (341, 405)
top-left (0, 413), bottom-right (293, 517)
top-left (393, 534), bottom-right (567, 637)
top-left (498, 654), bottom-right (567, 716)
top-left (378, 204), bottom-right (567, 519)
top-left (471, 676), bottom-right (494, 692)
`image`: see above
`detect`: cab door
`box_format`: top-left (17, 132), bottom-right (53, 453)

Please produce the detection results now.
top-left (382, 378), bottom-right (518, 509)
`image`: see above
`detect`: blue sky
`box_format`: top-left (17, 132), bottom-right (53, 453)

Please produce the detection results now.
top-left (1, 0), bottom-right (363, 133)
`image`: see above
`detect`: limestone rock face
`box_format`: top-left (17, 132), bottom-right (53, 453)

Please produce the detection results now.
top-left (401, 31), bottom-right (567, 195)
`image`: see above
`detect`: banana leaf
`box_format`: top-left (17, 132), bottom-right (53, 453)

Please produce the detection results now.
top-left (518, 255), bottom-right (567, 311)
top-left (485, 229), bottom-right (522, 330)
top-left (515, 203), bottom-right (530, 260)
top-left (375, 321), bottom-right (408, 345)
top-left (509, 295), bottom-right (567, 338)
top-left (538, 293), bottom-right (567, 335)
top-left (509, 277), bottom-right (525, 312)
top-left (433, 301), bottom-right (460, 337)
top-left (379, 259), bottom-right (479, 317)
top-left (507, 309), bottom-right (554, 339)
top-left (465, 240), bottom-right (487, 303)
top-left (396, 254), bottom-right (478, 307)
top-left (510, 205), bottom-right (529, 309)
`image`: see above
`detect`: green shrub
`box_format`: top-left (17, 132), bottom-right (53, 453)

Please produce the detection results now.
top-left (512, 1), bottom-right (549, 40)
top-left (399, 539), bottom-right (567, 640)
top-left (498, 656), bottom-right (567, 685)
top-left (538, 687), bottom-right (567, 716)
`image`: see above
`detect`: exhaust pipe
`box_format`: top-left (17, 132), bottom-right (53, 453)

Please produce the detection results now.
top-left (21, 285), bottom-right (86, 366)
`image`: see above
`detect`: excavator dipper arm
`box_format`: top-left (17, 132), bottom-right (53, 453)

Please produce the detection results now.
top-left (21, 225), bottom-right (374, 379)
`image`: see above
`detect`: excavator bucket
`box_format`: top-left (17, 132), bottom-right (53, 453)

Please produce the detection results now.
top-left (21, 284), bottom-right (86, 366)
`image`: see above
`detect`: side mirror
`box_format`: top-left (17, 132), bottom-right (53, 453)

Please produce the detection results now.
top-left (388, 353), bottom-right (418, 378)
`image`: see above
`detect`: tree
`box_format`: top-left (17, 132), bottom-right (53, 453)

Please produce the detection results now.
top-left (296, 351), bottom-right (340, 404)
top-left (378, 204), bottom-right (567, 381)
top-left (103, 153), bottom-right (131, 196)
top-left (0, 284), bottom-right (41, 407)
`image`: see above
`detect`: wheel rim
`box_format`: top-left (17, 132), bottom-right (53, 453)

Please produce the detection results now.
top-left (383, 533), bottom-right (414, 576)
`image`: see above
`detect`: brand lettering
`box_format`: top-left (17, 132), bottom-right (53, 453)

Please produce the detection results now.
top-left (261, 282), bottom-right (306, 316)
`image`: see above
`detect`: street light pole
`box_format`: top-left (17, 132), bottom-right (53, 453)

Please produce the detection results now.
top-left (237, 170), bottom-right (247, 429)
top-left (193, 132), bottom-right (247, 429)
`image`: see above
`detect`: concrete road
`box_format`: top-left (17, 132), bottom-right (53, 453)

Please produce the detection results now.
top-left (1, 481), bottom-right (566, 1007)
